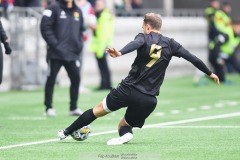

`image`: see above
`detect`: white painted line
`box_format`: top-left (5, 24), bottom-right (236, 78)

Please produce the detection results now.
top-left (214, 103), bottom-right (224, 108)
top-left (155, 112), bottom-right (165, 116)
top-left (226, 101), bottom-right (238, 106)
top-left (0, 138), bottom-right (61, 150)
top-left (170, 110), bottom-right (181, 114)
top-left (144, 112), bottom-right (240, 129)
top-left (1, 112), bottom-right (240, 150)
top-left (9, 117), bottom-right (47, 120)
top-left (187, 108), bottom-right (196, 112)
top-left (153, 126), bottom-right (240, 129)
top-left (200, 105), bottom-right (211, 110)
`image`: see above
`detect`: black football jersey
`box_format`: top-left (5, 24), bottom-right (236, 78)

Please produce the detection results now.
top-left (120, 32), bottom-right (212, 96)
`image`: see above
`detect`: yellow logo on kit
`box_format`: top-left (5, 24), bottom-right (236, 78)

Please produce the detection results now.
top-left (74, 12), bottom-right (79, 18)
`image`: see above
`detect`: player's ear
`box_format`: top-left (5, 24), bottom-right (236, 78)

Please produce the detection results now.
top-left (146, 24), bottom-right (151, 33)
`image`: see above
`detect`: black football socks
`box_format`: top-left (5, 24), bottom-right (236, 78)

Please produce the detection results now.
top-left (119, 126), bottom-right (133, 137)
top-left (64, 109), bottom-right (96, 135)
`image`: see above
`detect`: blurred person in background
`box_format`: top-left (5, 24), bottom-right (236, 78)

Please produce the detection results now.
top-left (131, 0), bottom-right (142, 9)
top-left (8, 0), bottom-right (14, 11)
top-left (214, 2), bottom-right (234, 72)
top-left (90, 0), bottom-right (114, 90)
top-left (209, 20), bottom-right (240, 84)
top-left (0, 0), bottom-right (9, 19)
top-left (41, 0), bottom-right (48, 8)
top-left (208, 2), bottom-right (236, 84)
top-left (204, 0), bottom-right (220, 54)
top-left (194, 0), bottom-right (220, 86)
top-left (130, 0), bottom-right (143, 16)
top-left (42, 0), bottom-right (57, 8)
top-left (214, 1), bottom-right (232, 34)
top-left (123, 0), bottom-right (132, 11)
top-left (40, 0), bottom-right (85, 117)
top-left (75, 0), bottom-right (97, 93)
top-left (87, 0), bottom-right (95, 7)
top-left (114, 0), bottom-right (138, 13)
top-left (75, 0), bottom-right (96, 30)
top-left (0, 19), bottom-right (12, 85)
top-left (114, 0), bottom-right (124, 10)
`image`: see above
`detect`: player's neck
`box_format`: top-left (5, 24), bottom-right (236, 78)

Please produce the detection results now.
top-left (149, 30), bottom-right (161, 34)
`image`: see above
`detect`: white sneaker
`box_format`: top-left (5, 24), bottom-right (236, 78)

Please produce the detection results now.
top-left (107, 133), bottom-right (133, 145)
top-left (69, 108), bottom-right (83, 116)
top-left (46, 108), bottom-right (56, 117)
top-left (58, 130), bottom-right (68, 140)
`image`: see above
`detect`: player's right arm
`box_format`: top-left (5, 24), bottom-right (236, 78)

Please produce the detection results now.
top-left (106, 48), bottom-right (122, 58)
top-left (106, 33), bottom-right (145, 58)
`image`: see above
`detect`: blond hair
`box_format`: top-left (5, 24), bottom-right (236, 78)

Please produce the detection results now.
top-left (143, 13), bottom-right (162, 30)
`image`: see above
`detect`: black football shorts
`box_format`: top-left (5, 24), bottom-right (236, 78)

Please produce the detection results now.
top-left (103, 83), bottom-right (157, 128)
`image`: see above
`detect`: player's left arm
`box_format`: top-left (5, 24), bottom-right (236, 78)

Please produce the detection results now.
top-left (174, 44), bottom-right (220, 84)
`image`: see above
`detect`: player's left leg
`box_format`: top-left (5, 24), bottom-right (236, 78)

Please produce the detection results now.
top-left (107, 117), bottom-right (133, 145)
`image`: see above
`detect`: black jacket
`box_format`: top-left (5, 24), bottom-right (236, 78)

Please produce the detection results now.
top-left (120, 32), bottom-right (212, 96)
top-left (40, 0), bottom-right (85, 61)
top-left (0, 20), bottom-right (8, 84)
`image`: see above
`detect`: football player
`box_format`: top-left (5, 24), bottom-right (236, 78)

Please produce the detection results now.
top-left (58, 13), bottom-right (220, 145)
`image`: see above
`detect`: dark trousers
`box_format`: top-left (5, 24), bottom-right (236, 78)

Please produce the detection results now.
top-left (44, 59), bottom-right (80, 111)
top-left (95, 53), bottom-right (111, 89)
top-left (208, 47), bottom-right (225, 82)
top-left (209, 58), bottom-right (225, 82)
top-left (209, 48), bottom-right (240, 82)
top-left (226, 55), bottom-right (240, 73)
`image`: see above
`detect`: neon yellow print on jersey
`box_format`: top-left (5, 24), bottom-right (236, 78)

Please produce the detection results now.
top-left (146, 44), bottom-right (162, 67)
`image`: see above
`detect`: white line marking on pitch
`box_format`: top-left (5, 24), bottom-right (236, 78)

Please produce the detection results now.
top-left (200, 105), bottom-right (211, 110)
top-left (143, 112), bottom-right (240, 129)
top-left (226, 101), bottom-right (238, 106)
top-left (170, 110), bottom-right (181, 114)
top-left (214, 103), bottom-right (224, 108)
top-left (187, 108), bottom-right (196, 112)
top-left (9, 117), bottom-right (47, 120)
top-left (1, 112), bottom-right (240, 150)
top-left (153, 126), bottom-right (240, 129)
top-left (155, 112), bottom-right (165, 116)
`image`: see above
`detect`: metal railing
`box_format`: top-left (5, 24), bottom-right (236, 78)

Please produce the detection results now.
top-left (115, 8), bottom-right (204, 17)
top-left (8, 7), bottom-right (46, 89)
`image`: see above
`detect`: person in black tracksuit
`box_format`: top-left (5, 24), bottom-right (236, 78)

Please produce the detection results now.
top-left (0, 20), bottom-right (12, 85)
top-left (58, 13), bottom-right (220, 145)
top-left (40, 0), bottom-right (85, 116)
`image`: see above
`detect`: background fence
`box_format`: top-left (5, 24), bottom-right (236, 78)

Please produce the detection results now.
top-left (2, 4), bottom-right (239, 90)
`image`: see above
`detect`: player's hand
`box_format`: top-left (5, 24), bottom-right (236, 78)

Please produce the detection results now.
top-left (106, 48), bottom-right (122, 58)
top-left (209, 73), bottom-right (220, 85)
top-left (4, 42), bottom-right (12, 55)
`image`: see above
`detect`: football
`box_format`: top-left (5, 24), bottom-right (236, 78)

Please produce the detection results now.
top-left (71, 125), bottom-right (91, 141)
